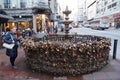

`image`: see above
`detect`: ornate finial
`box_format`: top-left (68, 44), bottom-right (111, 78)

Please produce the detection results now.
top-left (63, 6), bottom-right (71, 16)
top-left (66, 6), bottom-right (68, 11)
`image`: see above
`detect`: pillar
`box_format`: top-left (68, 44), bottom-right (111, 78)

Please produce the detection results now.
top-left (33, 14), bottom-right (37, 33)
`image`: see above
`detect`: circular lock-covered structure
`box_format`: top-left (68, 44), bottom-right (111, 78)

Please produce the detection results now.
top-left (21, 34), bottom-right (111, 76)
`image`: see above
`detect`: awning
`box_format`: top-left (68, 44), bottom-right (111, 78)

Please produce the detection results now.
top-left (114, 17), bottom-right (120, 22)
top-left (0, 10), bottom-right (13, 19)
top-left (89, 20), bottom-right (100, 24)
top-left (0, 14), bottom-right (13, 23)
top-left (8, 18), bottom-right (32, 22)
top-left (0, 14), bottom-right (13, 19)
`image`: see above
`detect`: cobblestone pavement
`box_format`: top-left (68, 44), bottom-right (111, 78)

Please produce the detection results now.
top-left (0, 48), bottom-right (120, 80)
top-left (0, 48), bottom-right (83, 80)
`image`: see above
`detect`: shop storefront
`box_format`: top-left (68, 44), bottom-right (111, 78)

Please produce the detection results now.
top-left (102, 13), bottom-right (120, 28)
top-left (89, 19), bottom-right (100, 28)
top-left (7, 15), bottom-right (33, 31)
top-left (101, 16), bottom-right (109, 28)
top-left (0, 16), bottom-right (8, 48)
top-left (36, 14), bottom-right (48, 32)
top-left (95, 13), bottom-right (120, 29)
top-left (32, 7), bottom-right (52, 33)
top-left (113, 13), bottom-right (120, 28)
top-left (3, 8), bottom-right (51, 33)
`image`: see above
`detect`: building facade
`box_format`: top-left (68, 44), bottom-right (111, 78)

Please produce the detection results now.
top-left (96, 0), bottom-right (120, 28)
top-left (78, 0), bottom-right (97, 26)
top-left (0, 10), bottom-right (13, 48)
top-left (78, 0), bottom-right (120, 29)
top-left (77, 7), bottom-right (84, 24)
top-left (0, 0), bottom-right (52, 33)
top-left (85, 0), bottom-right (97, 28)
top-left (77, 0), bottom-right (84, 24)
top-left (49, 0), bottom-right (59, 26)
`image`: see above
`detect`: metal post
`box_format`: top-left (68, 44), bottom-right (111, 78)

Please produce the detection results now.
top-left (113, 39), bottom-right (118, 59)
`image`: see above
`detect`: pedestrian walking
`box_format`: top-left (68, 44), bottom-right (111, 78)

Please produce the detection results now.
top-left (16, 28), bottom-right (22, 39)
top-left (53, 25), bottom-right (58, 34)
top-left (61, 26), bottom-right (64, 32)
top-left (3, 27), bottom-right (20, 69)
top-left (46, 25), bottom-right (50, 34)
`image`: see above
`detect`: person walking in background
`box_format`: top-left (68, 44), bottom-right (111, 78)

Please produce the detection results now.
top-left (61, 26), bottom-right (64, 32)
top-left (46, 25), bottom-right (50, 34)
top-left (16, 28), bottom-right (22, 39)
top-left (53, 25), bottom-right (58, 34)
top-left (3, 27), bottom-right (20, 69)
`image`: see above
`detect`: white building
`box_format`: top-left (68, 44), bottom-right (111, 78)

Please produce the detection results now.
top-left (96, 0), bottom-right (120, 18)
top-left (82, 0), bottom-right (97, 28)
top-left (96, 0), bottom-right (120, 28)
top-left (86, 1), bottom-right (96, 20)
top-left (78, 0), bottom-right (97, 26)
top-left (77, 0), bottom-right (84, 24)
top-left (49, 0), bottom-right (59, 26)
top-left (82, 0), bottom-right (88, 24)
top-left (77, 8), bottom-right (84, 23)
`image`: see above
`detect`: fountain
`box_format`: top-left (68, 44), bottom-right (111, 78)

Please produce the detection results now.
top-left (62, 6), bottom-right (73, 34)
top-left (21, 6), bottom-right (111, 76)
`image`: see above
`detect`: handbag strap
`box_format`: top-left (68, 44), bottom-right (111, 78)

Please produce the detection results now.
top-left (10, 34), bottom-right (14, 42)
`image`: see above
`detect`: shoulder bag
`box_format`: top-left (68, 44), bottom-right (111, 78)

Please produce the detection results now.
top-left (3, 34), bottom-right (15, 49)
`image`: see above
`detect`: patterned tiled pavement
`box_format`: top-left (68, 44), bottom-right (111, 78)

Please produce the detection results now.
top-left (83, 59), bottom-right (120, 80)
top-left (0, 48), bottom-right (120, 80)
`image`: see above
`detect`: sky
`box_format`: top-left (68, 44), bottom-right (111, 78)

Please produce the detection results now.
top-left (57, 0), bottom-right (78, 10)
top-left (57, 0), bottom-right (78, 21)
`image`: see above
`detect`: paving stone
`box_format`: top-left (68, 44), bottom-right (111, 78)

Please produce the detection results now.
top-left (0, 48), bottom-right (120, 80)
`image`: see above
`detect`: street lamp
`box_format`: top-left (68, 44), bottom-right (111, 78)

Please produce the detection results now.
top-left (19, 15), bottom-right (22, 18)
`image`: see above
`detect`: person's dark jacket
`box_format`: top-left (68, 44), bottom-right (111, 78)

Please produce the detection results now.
top-left (3, 31), bottom-right (19, 57)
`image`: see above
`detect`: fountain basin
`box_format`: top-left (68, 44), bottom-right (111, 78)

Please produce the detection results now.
top-left (21, 34), bottom-right (111, 76)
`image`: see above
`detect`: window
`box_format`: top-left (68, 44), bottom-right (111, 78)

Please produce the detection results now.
top-left (20, 0), bottom-right (26, 8)
top-left (96, 10), bottom-right (99, 13)
top-left (103, 7), bottom-right (106, 11)
top-left (112, 3), bottom-right (116, 7)
top-left (4, 0), bottom-right (11, 8)
top-left (112, 0), bottom-right (115, 2)
top-left (104, 1), bottom-right (108, 5)
top-left (0, 5), bottom-right (2, 8)
top-left (108, 5), bottom-right (111, 9)
top-left (97, 1), bottom-right (99, 4)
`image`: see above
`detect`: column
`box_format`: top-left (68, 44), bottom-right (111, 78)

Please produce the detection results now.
top-left (33, 14), bottom-right (37, 33)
